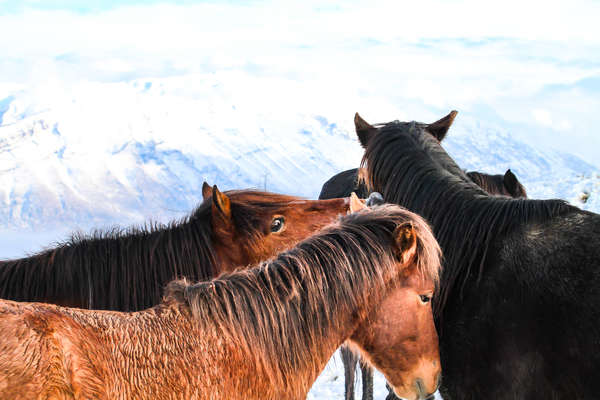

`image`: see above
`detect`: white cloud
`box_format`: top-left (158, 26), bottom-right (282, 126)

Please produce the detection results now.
top-left (532, 109), bottom-right (553, 126)
top-left (0, 1), bottom-right (599, 164)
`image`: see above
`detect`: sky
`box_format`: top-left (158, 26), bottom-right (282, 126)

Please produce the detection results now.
top-left (0, 0), bottom-right (599, 165)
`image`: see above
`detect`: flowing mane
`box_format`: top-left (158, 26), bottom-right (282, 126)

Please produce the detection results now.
top-left (0, 200), bottom-right (216, 311)
top-left (361, 121), bottom-right (576, 313)
top-left (165, 204), bottom-right (441, 389)
top-left (0, 190), bottom-right (310, 312)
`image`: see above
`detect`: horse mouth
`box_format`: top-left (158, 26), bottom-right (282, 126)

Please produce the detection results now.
top-left (391, 384), bottom-right (436, 400)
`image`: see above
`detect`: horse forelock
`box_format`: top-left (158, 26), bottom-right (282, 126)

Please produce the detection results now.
top-left (164, 205), bottom-right (441, 391)
top-left (360, 121), bottom-right (575, 317)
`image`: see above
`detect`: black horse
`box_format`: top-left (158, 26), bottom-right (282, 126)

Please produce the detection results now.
top-left (319, 168), bottom-right (527, 201)
top-left (466, 169), bottom-right (527, 198)
top-left (320, 114), bottom-right (527, 400)
top-left (355, 111), bottom-right (600, 400)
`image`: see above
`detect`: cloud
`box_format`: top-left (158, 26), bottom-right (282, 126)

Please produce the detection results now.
top-left (0, 0), bottom-right (599, 165)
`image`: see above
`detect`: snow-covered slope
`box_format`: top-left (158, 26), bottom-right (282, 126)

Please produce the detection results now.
top-left (1, 76), bottom-right (597, 233)
top-left (0, 76), bottom-right (363, 229)
top-left (444, 117), bottom-right (600, 211)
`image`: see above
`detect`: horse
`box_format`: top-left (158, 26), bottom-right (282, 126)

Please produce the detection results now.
top-left (0, 183), bottom-right (351, 312)
top-left (320, 114), bottom-right (526, 400)
top-left (466, 169), bottom-right (527, 198)
top-left (0, 203), bottom-right (443, 400)
top-left (356, 111), bottom-right (600, 400)
top-left (319, 168), bottom-right (527, 204)
top-left (318, 112), bottom-right (457, 202)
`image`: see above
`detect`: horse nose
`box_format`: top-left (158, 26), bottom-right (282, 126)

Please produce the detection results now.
top-left (415, 378), bottom-right (438, 400)
top-left (415, 378), bottom-right (426, 397)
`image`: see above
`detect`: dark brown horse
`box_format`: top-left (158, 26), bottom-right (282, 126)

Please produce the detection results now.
top-left (356, 111), bottom-right (600, 400)
top-left (0, 203), bottom-right (442, 400)
top-left (319, 112), bottom-right (457, 202)
top-left (466, 169), bottom-right (527, 198)
top-left (0, 184), bottom-right (350, 311)
top-left (320, 114), bottom-right (526, 400)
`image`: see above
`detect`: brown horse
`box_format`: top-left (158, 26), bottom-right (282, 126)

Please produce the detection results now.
top-left (0, 203), bottom-right (442, 400)
top-left (0, 184), bottom-right (350, 311)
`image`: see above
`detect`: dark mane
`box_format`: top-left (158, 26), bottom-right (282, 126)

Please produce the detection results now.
top-left (0, 190), bottom-right (301, 312)
top-left (0, 200), bottom-right (216, 311)
top-left (361, 122), bottom-right (576, 313)
top-left (165, 204), bottom-right (441, 388)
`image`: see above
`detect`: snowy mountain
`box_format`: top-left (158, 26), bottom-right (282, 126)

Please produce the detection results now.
top-left (0, 74), bottom-right (598, 237)
top-left (0, 77), bottom-right (364, 230)
top-left (444, 118), bottom-right (600, 211)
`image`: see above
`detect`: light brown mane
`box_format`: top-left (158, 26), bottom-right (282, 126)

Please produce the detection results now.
top-left (165, 204), bottom-right (441, 389)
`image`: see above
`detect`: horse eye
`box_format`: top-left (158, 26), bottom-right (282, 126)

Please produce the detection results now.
top-left (270, 216), bottom-right (285, 233)
top-left (420, 294), bottom-right (432, 304)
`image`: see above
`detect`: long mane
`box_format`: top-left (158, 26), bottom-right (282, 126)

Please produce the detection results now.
top-left (361, 122), bottom-right (576, 313)
top-left (0, 190), bottom-right (304, 312)
top-left (165, 205), bottom-right (441, 390)
top-left (0, 200), bottom-right (217, 311)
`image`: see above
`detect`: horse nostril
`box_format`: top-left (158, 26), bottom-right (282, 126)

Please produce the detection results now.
top-left (415, 378), bottom-right (426, 396)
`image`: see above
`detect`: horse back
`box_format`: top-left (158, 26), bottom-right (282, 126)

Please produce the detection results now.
top-left (440, 209), bottom-right (600, 399)
top-left (0, 300), bottom-right (107, 399)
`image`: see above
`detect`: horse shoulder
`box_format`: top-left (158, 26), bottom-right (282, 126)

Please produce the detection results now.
top-left (503, 210), bottom-right (600, 287)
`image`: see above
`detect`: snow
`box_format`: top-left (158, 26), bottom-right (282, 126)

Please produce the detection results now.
top-left (0, 75), bottom-right (598, 233)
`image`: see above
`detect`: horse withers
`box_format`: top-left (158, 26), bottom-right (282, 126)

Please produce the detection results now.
top-left (0, 185), bottom-right (351, 311)
top-left (0, 202), bottom-right (442, 400)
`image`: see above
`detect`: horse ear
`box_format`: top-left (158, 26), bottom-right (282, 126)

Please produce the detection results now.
top-left (211, 185), bottom-right (231, 222)
top-left (503, 169), bottom-right (520, 197)
top-left (349, 192), bottom-right (367, 213)
top-left (202, 181), bottom-right (212, 201)
top-left (427, 110), bottom-right (458, 141)
top-left (355, 112), bottom-right (377, 148)
top-left (393, 223), bottom-right (417, 266)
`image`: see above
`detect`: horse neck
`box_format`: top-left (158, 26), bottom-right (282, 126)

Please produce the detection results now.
top-left (382, 168), bottom-right (572, 313)
top-left (182, 246), bottom-right (393, 397)
top-left (0, 217), bottom-right (217, 311)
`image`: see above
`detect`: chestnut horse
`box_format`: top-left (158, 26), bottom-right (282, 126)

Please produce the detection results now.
top-left (0, 204), bottom-right (442, 400)
top-left (356, 111), bottom-right (600, 400)
top-left (0, 184), bottom-right (350, 311)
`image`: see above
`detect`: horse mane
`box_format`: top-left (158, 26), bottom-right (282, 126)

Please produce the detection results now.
top-left (0, 190), bottom-right (300, 312)
top-left (164, 204), bottom-right (441, 390)
top-left (0, 200), bottom-right (217, 311)
top-left (361, 122), bottom-right (576, 314)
